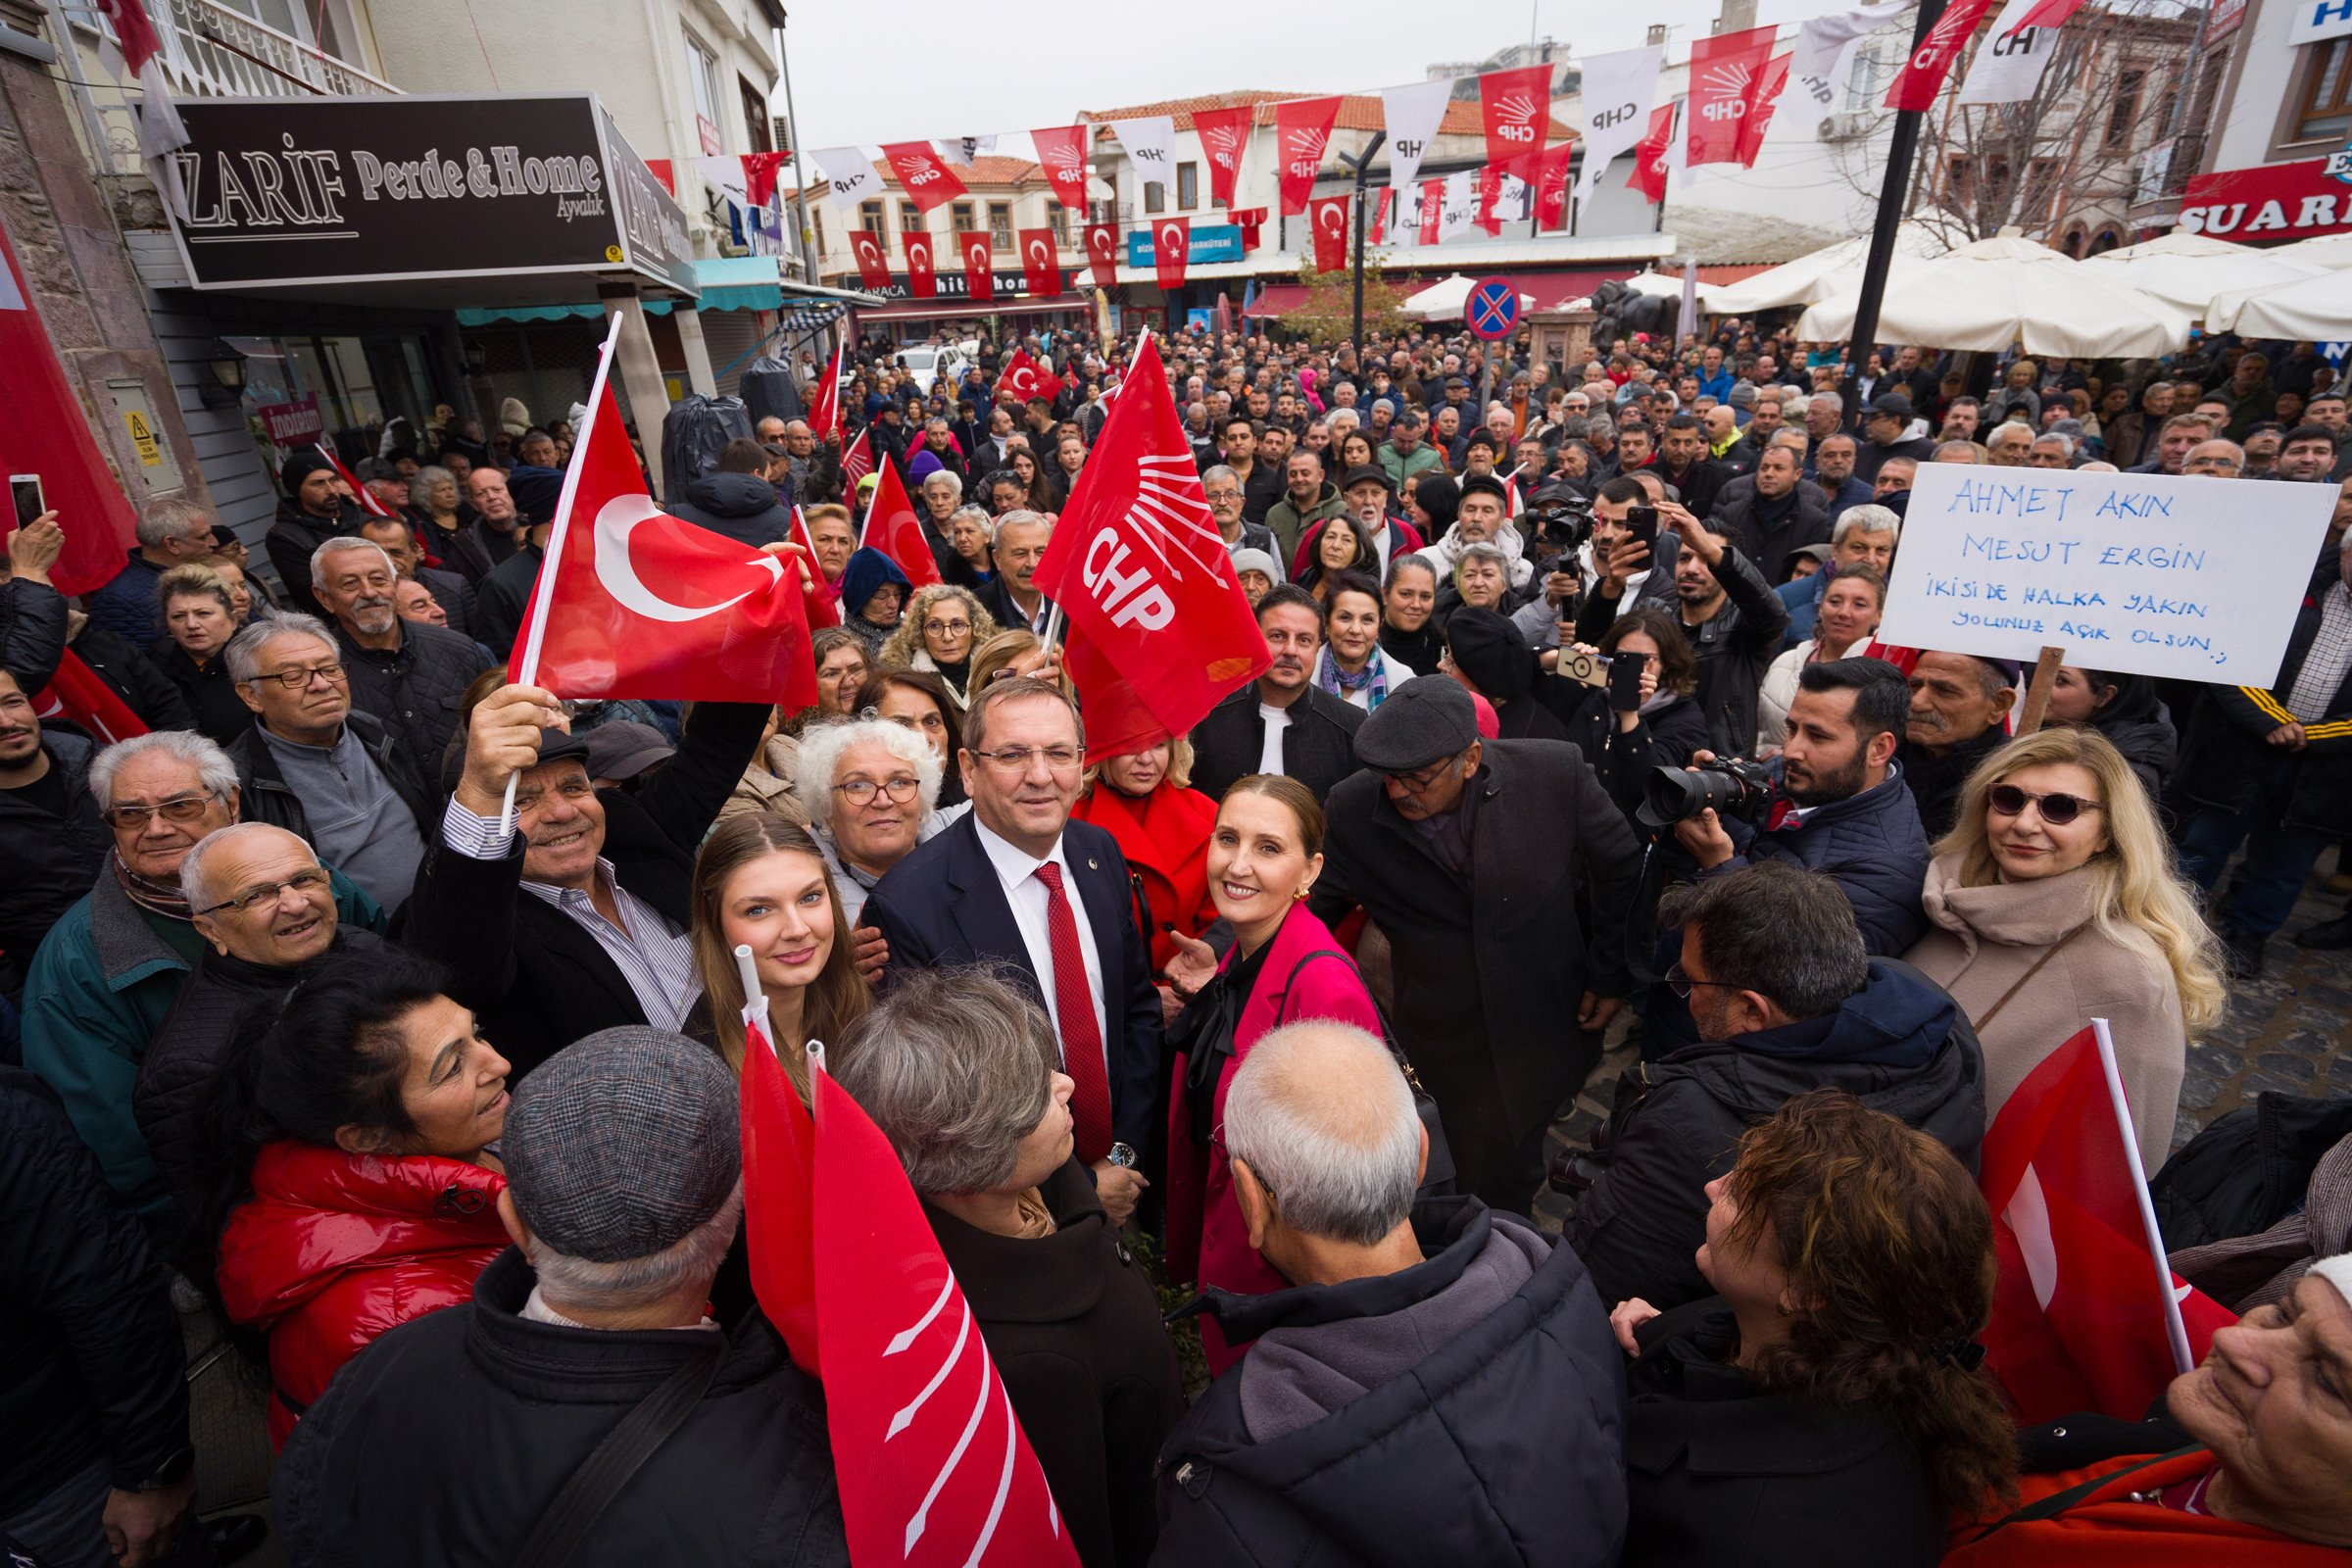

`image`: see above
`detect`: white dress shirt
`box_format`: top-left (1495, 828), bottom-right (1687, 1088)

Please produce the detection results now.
top-left (972, 816), bottom-right (1109, 1077)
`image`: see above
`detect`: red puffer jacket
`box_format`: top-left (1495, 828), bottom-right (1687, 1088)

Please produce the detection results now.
top-left (216, 1141), bottom-right (508, 1448)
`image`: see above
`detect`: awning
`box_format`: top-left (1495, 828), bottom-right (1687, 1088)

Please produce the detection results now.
top-left (1244, 283), bottom-right (1314, 318)
top-left (854, 297), bottom-right (1092, 323)
top-left (457, 262), bottom-right (867, 326)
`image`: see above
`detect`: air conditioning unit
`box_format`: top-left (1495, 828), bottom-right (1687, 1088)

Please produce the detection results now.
top-left (1818, 113), bottom-right (1870, 143)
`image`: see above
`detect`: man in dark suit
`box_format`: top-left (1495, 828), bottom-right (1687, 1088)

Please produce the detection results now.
top-left (401, 682), bottom-right (767, 1079)
top-left (1187, 584), bottom-right (1367, 804)
top-left (861, 677), bottom-right (1160, 1224)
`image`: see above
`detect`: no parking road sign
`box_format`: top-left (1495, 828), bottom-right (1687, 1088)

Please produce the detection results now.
top-left (1466, 275), bottom-right (1522, 340)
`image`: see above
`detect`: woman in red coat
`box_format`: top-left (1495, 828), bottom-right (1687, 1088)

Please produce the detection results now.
top-left (204, 950), bottom-right (512, 1448)
top-left (1068, 735), bottom-right (1218, 975)
top-left (1161, 774), bottom-right (1382, 1372)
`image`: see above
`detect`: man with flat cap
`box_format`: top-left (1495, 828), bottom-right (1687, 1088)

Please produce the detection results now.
top-left (273, 1026), bottom-right (850, 1566)
top-left (1308, 675), bottom-right (1644, 1215)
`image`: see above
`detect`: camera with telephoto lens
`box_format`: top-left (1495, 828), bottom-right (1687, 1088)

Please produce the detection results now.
top-left (1524, 483), bottom-right (1593, 557)
top-left (1637, 756), bottom-right (1775, 831)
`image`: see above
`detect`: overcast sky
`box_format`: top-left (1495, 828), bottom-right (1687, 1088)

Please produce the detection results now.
top-left (779, 0), bottom-right (1829, 150)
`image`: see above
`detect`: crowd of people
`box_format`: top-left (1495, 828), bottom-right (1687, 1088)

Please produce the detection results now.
top-left (3, 309), bottom-right (2350, 1568)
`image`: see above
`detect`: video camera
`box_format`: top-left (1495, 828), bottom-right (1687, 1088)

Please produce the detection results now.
top-left (1637, 756), bottom-right (1775, 831)
top-left (1523, 482), bottom-right (1594, 558)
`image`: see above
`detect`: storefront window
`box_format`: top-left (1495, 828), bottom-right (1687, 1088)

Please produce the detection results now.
top-left (229, 331), bottom-right (438, 490)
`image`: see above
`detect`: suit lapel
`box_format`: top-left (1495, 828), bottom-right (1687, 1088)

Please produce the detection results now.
top-left (942, 817), bottom-right (1038, 985)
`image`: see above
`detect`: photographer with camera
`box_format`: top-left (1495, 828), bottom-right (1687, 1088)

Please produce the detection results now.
top-left (1578, 495), bottom-right (1790, 759)
top-left (1557, 611), bottom-right (1711, 831)
top-left (1508, 481), bottom-right (1592, 657)
top-left (1557, 861), bottom-right (1985, 1314)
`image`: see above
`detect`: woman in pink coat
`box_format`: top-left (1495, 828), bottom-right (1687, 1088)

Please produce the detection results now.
top-left (1162, 774), bottom-right (1381, 1371)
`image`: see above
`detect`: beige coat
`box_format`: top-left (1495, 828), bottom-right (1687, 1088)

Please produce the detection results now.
top-left (720, 736), bottom-right (808, 827)
top-left (1905, 853), bottom-right (2186, 1171)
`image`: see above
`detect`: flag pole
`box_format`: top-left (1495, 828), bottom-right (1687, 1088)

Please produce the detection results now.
top-left (1035, 325), bottom-right (1150, 656)
top-left (2091, 1017), bottom-right (2196, 1376)
top-left (734, 943), bottom-right (772, 1050)
top-left (500, 312), bottom-right (627, 836)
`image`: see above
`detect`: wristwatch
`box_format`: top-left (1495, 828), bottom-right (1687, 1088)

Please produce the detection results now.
top-left (136, 1446), bottom-right (194, 1492)
top-left (1105, 1142), bottom-right (1138, 1169)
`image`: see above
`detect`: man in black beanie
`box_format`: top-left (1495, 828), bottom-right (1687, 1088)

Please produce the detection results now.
top-left (265, 450), bottom-right (365, 618)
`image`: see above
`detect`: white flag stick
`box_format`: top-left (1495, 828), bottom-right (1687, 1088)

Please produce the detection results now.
top-left (2091, 1016), bottom-right (2195, 1376)
top-left (733, 943), bottom-right (772, 1050)
top-left (499, 312), bottom-right (626, 837)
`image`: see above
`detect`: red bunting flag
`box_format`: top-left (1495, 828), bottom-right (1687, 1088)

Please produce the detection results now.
top-left (1151, 216), bottom-right (1190, 293)
top-left (1535, 141), bottom-right (1575, 230)
top-left (738, 1033), bottom-right (1080, 1568)
top-left (510, 326), bottom-right (817, 710)
top-left (903, 229), bottom-right (938, 298)
top-left (740, 150), bottom-right (788, 207)
top-left (1886, 0), bottom-right (1999, 111)
top-left (1032, 334), bottom-right (1268, 761)
top-left (1000, 348), bottom-right (1059, 405)
top-left (1369, 187), bottom-right (1393, 245)
top-left (879, 141), bottom-right (966, 213)
top-left (857, 458), bottom-right (944, 591)
top-left (310, 440), bottom-right (396, 518)
top-left (1478, 64), bottom-right (1553, 181)
top-left (807, 340), bottom-right (843, 445)
top-left (1017, 227), bottom-right (1062, 298)
top-left (1272, 96), bottom-right (1341, 217)
top-left (1083, 221), bottom-right (1121, 288)
top-left (1737, 54), bottom-right (1793, 167)
top-left (841, 428), bottom-right (874, 487)
top-left (958, 229), bottom-right (995, 303)
top-left (1687, 24), bottom-right (1777, 166)
top-left (1978, 1024), bottom-right (2235, 1425)
top-left (32, 650), bottom-right (148, 745)
top-left (1628, 105), bottom-right (1676, 204)
top-left (1231, 208), bottom-right (1265, 252)
top-left (1307, 194), bottom-right (1350, 274)
top-left (1473, 164), bottom-right (1506, 237)
top-left (2009, 0), bottom-right (2089, 28)
top-left (1030, 123), bottom-right (1092, 214)
top-left (1193, 105), bottom-right (1255, 207)
top-left (1418, 178), bottom-right (1443, 245)
top-left (849, 227), bottom-right (892, 292)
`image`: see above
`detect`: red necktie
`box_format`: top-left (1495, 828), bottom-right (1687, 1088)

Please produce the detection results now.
top-left (1033, 860), bottom-right (1113, 1164)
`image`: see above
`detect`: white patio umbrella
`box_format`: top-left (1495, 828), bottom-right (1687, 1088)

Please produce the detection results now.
top-left (2079, 233), bottom-right (2326, 319)
top-left (1699, 223), bottom-right (1947, 315)
top-left (2265, 231), bottom-right (2352, 270)
top-left (1400, 272), bottom-right (1535, 321)
top-left (1793, 234), bottom-right (2191, 358)
top-left (2206, 268), bottom-right (2352, 340)
top-left (1621, 270), bottom-right (1685, 298)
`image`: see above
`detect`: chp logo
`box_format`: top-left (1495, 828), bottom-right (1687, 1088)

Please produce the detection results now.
top-left (1282, 123), bottom-right (1330, 177)
top-left (1200, 121), bottom-right (1244, 170)
top-left (1907, 2), bottom-right (1980, 81)
top-left (1698, 61), bottom-right (1758, 121)
top-left (1080, 452), bottom-right (1225, 631)
top-left (1590, 100), bottom-right (1640, 132)
top-left (899, 151), bottom-right (946, 186)
top-left (1493, 90), bottom-right (1543, 144)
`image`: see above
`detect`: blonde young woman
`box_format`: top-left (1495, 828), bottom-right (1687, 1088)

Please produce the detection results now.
top-left (1904, 727), bottom-right (2227, 1169)
top-left (877, 582), bottom-right (999, 710)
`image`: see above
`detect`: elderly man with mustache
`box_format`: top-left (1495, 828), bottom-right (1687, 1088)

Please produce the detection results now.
top-left (310, 536), bottom-right (490, 765)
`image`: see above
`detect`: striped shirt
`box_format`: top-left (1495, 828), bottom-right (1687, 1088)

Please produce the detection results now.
top-left (440, 798), bottom-right (697, 1031)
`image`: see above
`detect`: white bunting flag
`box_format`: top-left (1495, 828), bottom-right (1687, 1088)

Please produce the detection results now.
top-left (1956, 0), bottom-right (2062, 104)
top-left (1110, 116), bottom-right (1179, 188)
top-left (1380, 78), bottom-right (1455, 202)
top-left (808, 146), bottom-right (878, 212)
top-left (1575, 46), bottom-right (1663, 200)
top-left (1788, 0), bottom-right (1913, 79)
top-left (933, 134), bottom-right (998, 168)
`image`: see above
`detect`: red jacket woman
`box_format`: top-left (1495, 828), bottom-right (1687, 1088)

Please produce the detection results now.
top-left (217, 1143), bottom-right (508, 1447)
top-left (1163, 783), bottom-right (1380, 1374)
top-left (1068, 740), bottom-right (1218, 974)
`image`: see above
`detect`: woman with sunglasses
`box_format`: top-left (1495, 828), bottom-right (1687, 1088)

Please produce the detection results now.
top-left (1905, 728), bottom-right (2226, 1170)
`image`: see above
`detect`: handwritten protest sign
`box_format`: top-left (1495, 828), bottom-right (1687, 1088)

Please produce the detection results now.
top-left (1878, 465), bottom-right (2337, 686)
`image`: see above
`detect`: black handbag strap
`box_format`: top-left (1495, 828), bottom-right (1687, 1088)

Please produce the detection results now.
top-left (1963, 1446), bottom-right (2207, 1544)
top-left (514, 1335), bottom-right (726, 1568)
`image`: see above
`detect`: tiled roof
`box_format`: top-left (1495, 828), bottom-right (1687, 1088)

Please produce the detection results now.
top-left (1077, 88), bottom-right (1573, 142)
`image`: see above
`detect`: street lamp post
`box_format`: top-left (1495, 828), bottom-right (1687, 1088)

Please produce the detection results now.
top-left (1343, 130), bottom-right (1388, 348)
top-left (1841, 0), bottom-right (1950, 433)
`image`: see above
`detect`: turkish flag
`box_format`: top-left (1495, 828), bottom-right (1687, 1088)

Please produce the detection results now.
top-left (1083, 222), bottom-right (1120, 288)
top-left (1032, 334), bottom-right (1268, 762)
top-left (1418, 178), bottom-right (1444, 245)
top-left (1979, 1025), bottom-right (2236, 1425)
top-left (959, 230), bottom-right (995, 303)
top-left (850, 228), bottom-right (892, 292)
top-left (1736, 54), bottom-right (1793, 167)
top-left (312, 440), bottom-right (397, 519)
top-left (1017, 227), bottom-right (1062, 297)
top-left (1001, 348), bottom-right (1058, 405)
top-left (1308, 194), bottom-right (1350, 274)
top-left (1535, 142), bottom-right (1574, 230)
top-left (880, 140), bottom-right (966, 213)
top-left (1231, 208), bottom-right (1265, 252)
top-left (1628, 105), bottom-right (1676, 203)
top-left (857, 458), bottom-right (943, 591)
top-left (1688, 24), bottom-right (1776, 165)
top-left (1369, 187), bottom-right (1393, 245)
top-left (739, 1032), bottom-right (1081, 1568)
top-left (1031, 123), bottom-right (1092, 214)
top-left (1193, 105), bottom-right (1254, 207)
top-left (808, 340), bottom-right (843, 445)
top-left (1272, 96), bottom-right (1340, 217)
top-left (1151, 217), bottom-right (1190, 294)
top-left (1888, 0), bottom-right (1999, 110)
top-left (1478, 64), bottom-right (1553, 181)
top-left (510, 351), bottom-right (817, 710)
top-left (840, 428), bottom-right (874, 487)
top-left (903, 229), bottom-right (938, 298)
top-left (32, 650), bottom-right (148, 745)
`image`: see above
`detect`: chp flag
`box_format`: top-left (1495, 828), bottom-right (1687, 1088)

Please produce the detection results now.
top-left (1273, 96), bottom-right (1342, 216)
top-left (880, 141), bottom-right (967, 213)
top-left (1193, 105), bottom-right (1255, 207)
top-left (508, 318), bottom-right (818, 710)
top-left (1030, 124), bottom-right (1093, 214)
top-left (1478, 64), bottom-right (1554, 183)
top-left (1977, 1021), bottom-right (2236, 1425)
top-left (738, 1022), bottom-right (1080, 1568)
top-left (841, 428), bottom-right (875, 488)
top-left (1032, 333), bottom-right (1269, 761)
top-left (1886, 0), bottom-right (2001, 111)
top-left (1687, 24), bottom-right (1778, 166)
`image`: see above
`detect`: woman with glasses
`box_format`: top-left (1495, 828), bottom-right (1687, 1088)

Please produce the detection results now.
top-left (1905, 727), bottom-right (2225, 1170)
top-left (1160, 774), bottom-right (1382, 1374)
top-left (793, 716), bottom-right (947, 923)
top-left (878, 583), bottom-right (999, 710)
top-left (683, 812), bottom-right (869, 1094)
top-left (854, 666), bottom-right (966, 810)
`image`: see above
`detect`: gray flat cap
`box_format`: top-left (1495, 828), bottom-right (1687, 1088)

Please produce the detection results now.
top-left (503, 1027), bottom-right (740, 1263)
top-left (1354, 675), bottom-right (1479, 772)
